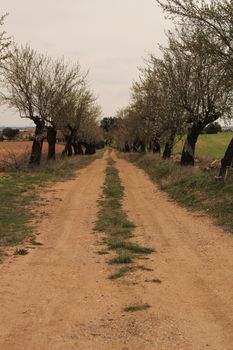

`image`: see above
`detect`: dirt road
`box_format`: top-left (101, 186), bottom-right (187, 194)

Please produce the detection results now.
top-left (0, 152), bottom-right (233, 349)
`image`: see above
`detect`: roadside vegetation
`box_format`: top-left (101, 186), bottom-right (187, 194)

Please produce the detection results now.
top-left (95, 154), bottom-right (154, 280)
top-left (174, 132), bottom-right (233, 161)
top-left (123, 304), bottom-right (151, 313)
top-left (0, 153), bottom-right (101, 262)
top-left (123, 153), bottom-right (233, 233)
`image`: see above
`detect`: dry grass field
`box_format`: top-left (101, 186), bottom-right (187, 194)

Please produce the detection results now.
top-left (0, 141), bottom-right (64, 169)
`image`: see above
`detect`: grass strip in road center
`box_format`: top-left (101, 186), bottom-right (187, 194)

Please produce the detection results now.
top-left (95, 156), bottom-right (153, 280)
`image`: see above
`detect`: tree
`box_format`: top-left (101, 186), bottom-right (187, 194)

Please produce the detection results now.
top-left (100, 117), bottom-right (118, 145)
top-left (100, 117), bottom-right (118, 132)
top-left (114, 55), bottom-right (185, 155)
top-left (0, 45), bottom-right (46, 164)
top-left (33, 58), bottom-right (86, 160)
top-left (156, 0), bottom-right (233, 171)
top-left (57, 85), bottom-right (102, 157)
top-left (204, 122), bottom-right (222, 134)
top-left (2, 127), bottom-right (19, 140)
top-left (156, 0), bottom-right (233, 58)
top-left (159, 29), bottom-right (233, 165)
top-left (0, 44), bottom-right (88, 163)
top-left (0, 14), bottom-right (10, 64)
top-left (219, 138), bottom-right (233, 178)
top-left (142, 55), bottom-right (186, 158)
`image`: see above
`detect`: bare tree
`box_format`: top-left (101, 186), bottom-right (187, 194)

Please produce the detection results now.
top-left (160, 29), bottom-right (233, 165)
top-left (33, 58), bottom-right (86, 160)
top-left (0, 14), bottom-right (11, 64)
top-left (1, 44), bottom-right (88, 163)
top-left (0, 44), bottom-right (47, 164)
top-left (156, 0), bottom-right (233, 173)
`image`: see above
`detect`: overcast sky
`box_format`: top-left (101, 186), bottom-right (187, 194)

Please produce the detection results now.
top-left (0, 0), bottom-right (170, 127)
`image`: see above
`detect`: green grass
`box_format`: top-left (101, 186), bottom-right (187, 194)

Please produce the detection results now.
top-left (95, 156), bottom-right (154, 278)
top-left (97, 250), bottom-right (109, 255)
top-left (107, 241), bottom-right (154, 254)
top-left (123, 304), bottom-right (151, 313)
top-left (174, 132), bottom-right (233, 160)
top-left (124, 153), bottom-right (233, 233)
top-left (14, 248), bottom-right (28, 256)
top-left (0, 153), bottom-right (101, 251)
top-left (109, 266), bottom-right (134, 280)
top-left (109, 253), bottom-right (133, 265)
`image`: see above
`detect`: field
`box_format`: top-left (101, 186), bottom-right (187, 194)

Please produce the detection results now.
top-left (174, 131), bottom-right (233, 159)
top-left (0, 141), bottom-right (64, 169)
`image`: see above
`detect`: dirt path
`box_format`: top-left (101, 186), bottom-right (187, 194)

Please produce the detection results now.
top-left (0, 152), bottom-right (233, 349)
top-left (114, 154), bottom-right (233, 350)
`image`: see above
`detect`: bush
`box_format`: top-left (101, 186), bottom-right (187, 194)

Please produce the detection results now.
top-left (204, 122), bottom-right (222, 134)
top-left (2, 127), bottom-right (20, 140)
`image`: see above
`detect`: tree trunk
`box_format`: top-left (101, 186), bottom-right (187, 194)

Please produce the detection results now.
top-left (152, 138), bottom-right (161, 154)
top-left (124, 142), bottom-right (130, 152)
top-left (29, 118), bottom-right (45, 165)
top-left (219, 138), bottom-right (233, 179)
top-left (140, 141), bottom-right (145, 152)
top-left (67, 135), bottom-right (73, 157)
top-left (77, 142), bottom-right (84, 155)
top-left (62, 135), bottom-right (73, 157)
top-left (63, 127), bottom-right (76, 157)
top-left (47, 125), bottom-right (57, 160)
top-left (85, 143), bottom-right (96, 155)
top-left (72, 138), bottom-right (78, 155)
top-left (163, 130), bottom-right (176, 159)
top-left (181, 123), bottom-right (203, 166)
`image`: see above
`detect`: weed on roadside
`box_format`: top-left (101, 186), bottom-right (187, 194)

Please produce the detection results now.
top-left (109, 266), bottom-right (134, 280)
top-left (138, 265), bottom-right (154, 272)
top-left (145, 278), bottom-right (162, 284)
top-left (109, 253), bottom-right (133, 265)
top-left (123, 304), bottom-right (151, 313)
top-left (97, 250), bottom-right (109, 255)
top-left (14, 248), bottom-right (28, 256)
top-left (29, 238), bottom-right (43, 246)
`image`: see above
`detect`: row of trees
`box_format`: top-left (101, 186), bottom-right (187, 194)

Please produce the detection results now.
top-left (113, 0), bottom-right (233, 178)
top-left (0, 15), bottom-right (103, 165)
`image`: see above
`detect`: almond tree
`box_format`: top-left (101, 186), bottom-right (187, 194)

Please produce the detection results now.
top-left (117, 55), bottom-right (185, 156)
top-left (58, 86), bottom-right (102, 156)
top-left (0, 44), bottom-right (86, 163)
top-left (156, 0), bottom-right (233, 173)
top-left (161, 29), bottom-right (233, 165)
top-left (34, 58), bottom-right (86, 160)
top-left (0, 14), bottom-right (10, 63)
top-left (0, 45), bottom-right (46, 164)
top-left (137, 55), bottom-right (186, 158)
